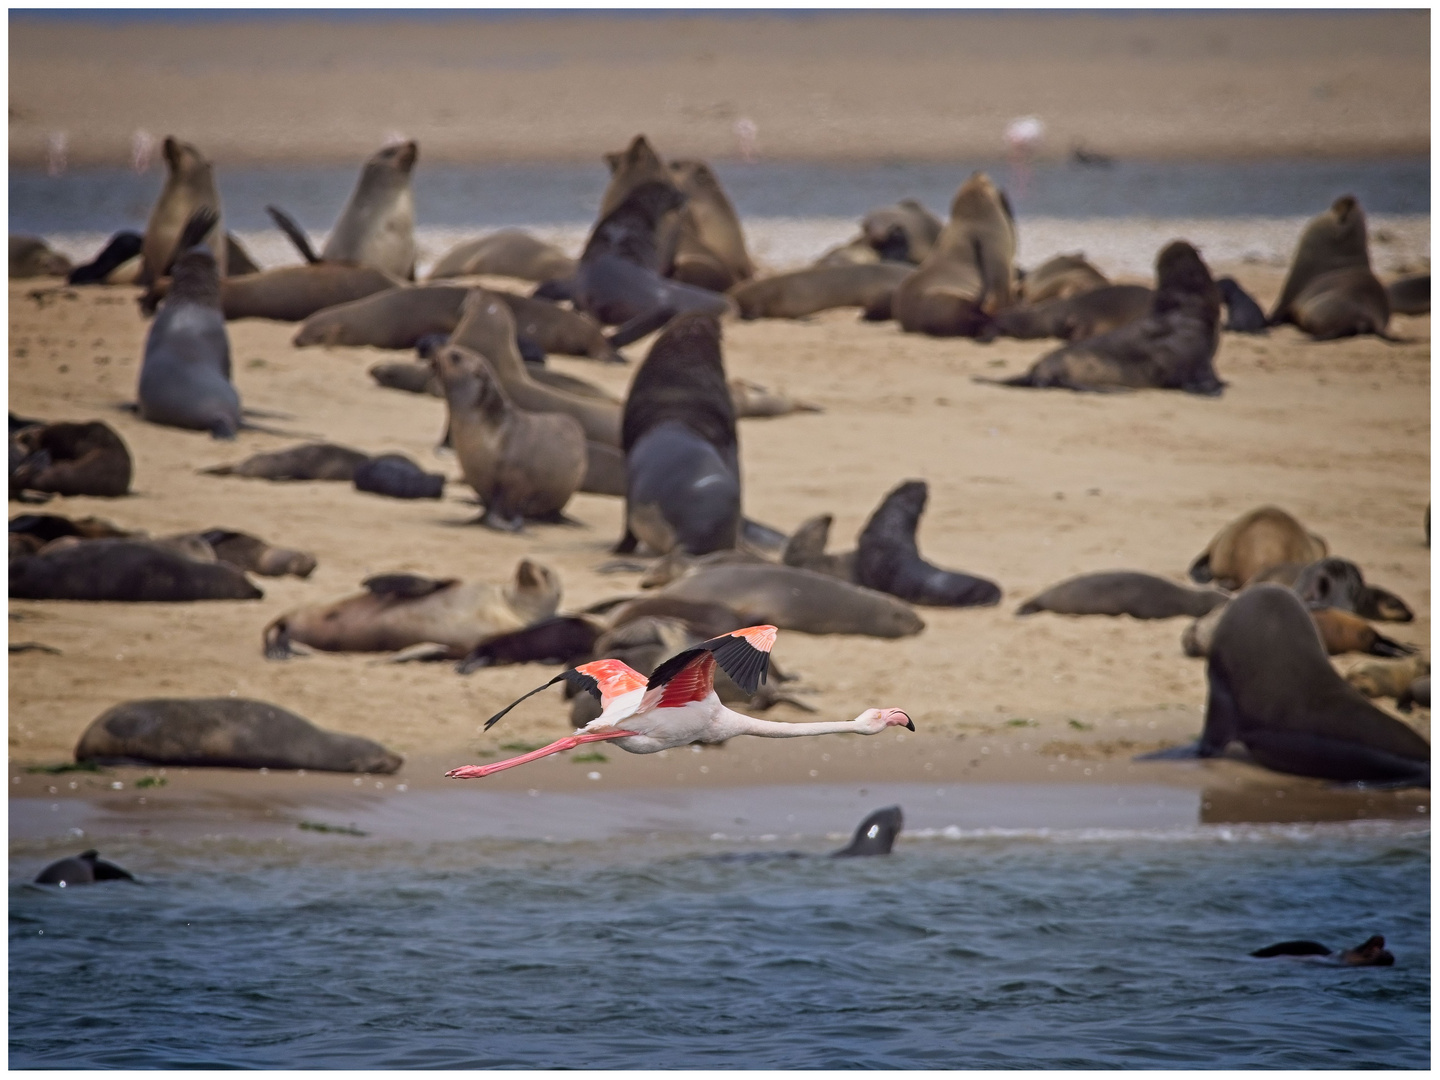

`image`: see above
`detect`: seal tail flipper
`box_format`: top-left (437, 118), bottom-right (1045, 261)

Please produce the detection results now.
top-left (1368, 632), bottom-right (1418, 658)
top-left (1251, 940), bottom-right (1332, 958)
top-left (266, 205), bottom-right (321, 264)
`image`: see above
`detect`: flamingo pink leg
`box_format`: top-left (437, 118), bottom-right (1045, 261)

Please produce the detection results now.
top-left (445, 731), bottom-right (639, 779)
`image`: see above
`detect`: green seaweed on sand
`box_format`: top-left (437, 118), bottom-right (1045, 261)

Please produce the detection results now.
top-left (26, 761), bottom-right (106, 775)
top-left (571, 752), bottom-right (608, 763)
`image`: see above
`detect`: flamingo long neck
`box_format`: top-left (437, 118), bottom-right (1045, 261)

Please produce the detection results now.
top-left (710, 705), bottom-right (872, 740)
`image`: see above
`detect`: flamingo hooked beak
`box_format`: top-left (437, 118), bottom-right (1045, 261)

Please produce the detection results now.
top-left (884, 709), bottom-right (915, 731)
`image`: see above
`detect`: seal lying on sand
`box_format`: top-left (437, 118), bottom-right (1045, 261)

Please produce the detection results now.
top-left (893, 171), bottom-right (1016, 338)
top-left (352, 453), bottom-right (445, 500)
top-left (75, 697), bottom-right (402, 773)
top-left (985, 241), bottom-right (1223, 394)
top-left (854, 480), bottom-right (1000, 608)
top-left (140, 137), bottom-right (225, 288)
top-left (1290, 557), bottom-right (1413, 622)
top-left (427, 230), bottom-right (576, 284)
top-left (9, 420), bottom-right (132, 498)
top-left (1346, 656), bottom-right (1430, 701)
top-left (1194, 585), bottom-right (1429, 785)
top-left (1181, 600), bottom-right (1415, 660)
top-left (1252, 936), bottom-right (1394, 967)
top-left (263, 561), bottom-right (560, 660)
top-left (1188, 506), bottom-right (1327, 590)
top-left (1018, 571), bottom-right (1228, 619)
top-left (34, 850), bottom-right (135, 886)
top-left (1386, 273), bottom-right (1430, 316)
top-left (1216, 277), bottom-right (1268, 333)
top-left (434, 344), bottom-right (585, 529)
top-left (730, 263), bottom-right (912, 320)
top-left (1397, 677), bottom-right (1430, 713)
top-left (992, 283), bottom-right (1152, 341)
top-left (618, 312), bottom-right (741, 556)
top-left (9, 236), bottom-right (73, 279)
top-left (184, 528), bottom-right (316, 578)
top-left (137, 208), bottom-right (243, 438)
top-left (202, 442), bottom-right (370, 481)
top-left (9, 512), bottom-right (133, 556)
top-left (11, 538), bottom-right (263, 602)
top-left (1019, 253), bottom-right (1108, 304)
top-left (1268, 195), bottom-right (1390, 340)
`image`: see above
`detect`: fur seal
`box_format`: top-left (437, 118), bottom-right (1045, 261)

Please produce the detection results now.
top-left (782, 514), bottom-right (857, 581)
top-left (1385, 273), bottom-right (1430, 316)
top-left (75, 697), bottom-right (402, 773)
top-left (136, 208), bottom-right (243, 438)
top-left (1216, 277), bottom-right (1268, 333)
top-left (67, 231), bottom-right (144, 285)
top-left (10, 236), bottom-right (73, 279)
top-left (894, 171), bottom-right (1016, 338)
top-left (140, 137), bottom-right (225, 287)
top-left (1188, 506), bottom-right (1327, 590)
top-left (293, 284), bottom-right (468, 348)
top-left (987, 242), bottom-right (1223, 394)
top-left (34, 850), bottom-right (135, 886)
top-left (187, 528), bottom-right (316, 578)
top-left (649, 563), bottom-right (925, 638)
top-left (434, 344), bottom-right (585, 529)
top-left (321, 140), bottom-right (418, 279)
top-left (1346, 656), bottom-right (1430, 701)
top-left (202, 442), bottom-right (370, 481)
top-left (1251, 936), bottom-right (1394, 967)
top-left (1018, 571), bottom-right (1228, 619)
top-left (1397, 677), bottom-right (1430, 712)
top-left (263, 562), bottom-right (560, 659)
top-left (428, 230), bottom-right (576, 283)
top-left (9, 420), bottom-right (132, 498)
top-left (992, 283), bottom-right (1152, 341)
top-left (862, 199), bottom-right (943, 264)
top-left (221, 264), bottom-right (400, 322)
top-left (1269, 195), bottom-right (1390, 339)
top-left (10, 538), bottom-right (262, 602)
top-left (854, 480), bottom-right (1000, 608)
top-left (352, 453), bottom-right (446, 500)
top-left (727, 378), bottom-right (821, 418)
top-left (1291, 557), bottom-right (1413, 622)
top-left (618, 312), bottom-right (740, 556)
top-left (667, 159), bottom-right (754, 291)
top-left (9, 513), bottom-right (133, 557)
top-left (729, 263), bottom-right (912, 320)
top-left (831, 805), bottom-right (903, 857)
top-left (1182, 599), bottom-right (1414, 660)
top-left (1020, 253), bottom-right (1108, 304)
top-left (1197, 584), bottom-right (1429, 784)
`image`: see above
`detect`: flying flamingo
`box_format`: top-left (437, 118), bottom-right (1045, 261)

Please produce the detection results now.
top-left (446, 624), bottom-right (913, 779)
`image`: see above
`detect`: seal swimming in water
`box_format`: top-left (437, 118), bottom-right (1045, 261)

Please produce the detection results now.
top-left (1268, 195), bottom-right (1390, 340)
top-left (729, 263), bottom-right (912, 320)
top-left (854, 480), bottom-right (1001, 608)
top-left (34, 850), bottom-right (135, 886)
top-left (9, 236), bottom-right (73, 279)
top-left (1195, 584), bottom-right (1429, 785)
top-left (893, 171), bottom-right (1016, 339)
top-left (1188, 506), bottom-right (1327, 590)
top-left (202, 442), bottom-right (371, 481)
top-left (263, 561), bottom-right (561, 660)
top-left (618, 312), bottom-right (741, 556)
top-left (985, 241), bottom-right (1223, 394)
top-left (1018, 571), bottom-right (1228, 619)
top-left (1251, 936), bottom-right (1394, 967)
top-left (1019, 253), bottom-right (1109, 304)
top-left (136, 208), bottom-right (243, 438)
top-left (831, 805), bottom-right (904, 857)
top-left (9, 420), bottom-right (132, 498)
top-left (427, 230), bottom-right (576, 284)
top-left (1385, 273), bottom-right (1430, 316)
top-left (74, 697), bottom-right (402, 773)
top-left (433, 344), bottom-right (586, 529)
top-left (10, 538), bottom-right (262, 602)
top-left (991, 283), bottom-right (1152, 341)
top-left (139, 137), bottom-right (225, 288)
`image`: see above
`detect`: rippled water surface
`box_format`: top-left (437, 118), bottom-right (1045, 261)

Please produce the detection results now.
top-left (10, 824), bottom-right (1429, 1068)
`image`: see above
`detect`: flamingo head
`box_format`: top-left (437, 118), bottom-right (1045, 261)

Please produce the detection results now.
top-left (856, 708), bottom-right (915, 734)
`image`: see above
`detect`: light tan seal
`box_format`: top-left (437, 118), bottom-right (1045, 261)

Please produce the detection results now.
top-left (730, 263), bottom-right (911, 320)
top-left (667, 158), bottom-right (754, 291)
top-left (1269, 195), bottom-right (1390, 339)
top-left (1346, 656), bottom-right (1430, 700)
top-left (140, 136), bottom-right (225, 287)
top-left (427, 230), bottom-right (576, 284)
top-left (1188, 506), bottom-right (1328, 590)
top-left (322, 140), bottom-right (418, 279)
top-left (1019, 253), bottom-right (1109, 304)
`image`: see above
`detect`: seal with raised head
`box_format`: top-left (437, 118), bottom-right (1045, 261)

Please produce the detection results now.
top-left (862, 199), bottom-right (943, 264)
top-left (831, 805), bottom-right (904, 857)
top-left (9, 420), bottom-right (132, 498)
top-left (1196, 584), bottom-right (1429, 784)
top-left (321, 140), bottom-right (418, 279)
top-left (667, 158), bottom-right (754, 291)
top-left (136, 208), bottom-right (243, 438)
top-left (139, 136), bottom-right (225, 287)
top-left (1018, 571), bottom-right (1228, 619)
top-left (854, 480), bottom-right (1000, 608)
top-left (9, 236), bottom-right (73, 279)
top-left (10, 538), bottom-right (262, 602)
top-left (729, 263), bottom-right (912, 320)
top-left (1292, 557), bottom-right (1413, 622)
top-left (992, 283), bottom-right (1152, 341)
top-left (202, 442), bottom-right (370, 481)
top-left (427, 230), bottom-right (577, 284)
top-left (262, 562), bottom-right (560, 660)
top-left (1268, 195), bottom-right (1390, 339)
top-left (434, 344), bottom-right (586, 530)
top-left (1386, 273), bottom-right (1430, 316)
top-left (34, 850), bottom-right (135, 886)
top-left (1019, 253), bottom-right (1108, 304)
top-left (987, 241), bottom-right (1223, 394)
top-left (74, 697), bottom-right (402, 773)
top-left (618, 311), bottom-right (741, 556)
top-left (1188, 506), bottom-right (1327, 590)
top-left (1251, 935), bottom-right (1394, 967)
top-left (893, 171), bottom-right (1016, 338)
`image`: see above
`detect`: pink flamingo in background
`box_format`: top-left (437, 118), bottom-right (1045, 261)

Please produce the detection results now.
top-left (446, 625), bottom-right (914, 779)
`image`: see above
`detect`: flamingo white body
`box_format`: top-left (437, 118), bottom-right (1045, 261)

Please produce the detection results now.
top-left (446, 624), bottom-right (913, 779)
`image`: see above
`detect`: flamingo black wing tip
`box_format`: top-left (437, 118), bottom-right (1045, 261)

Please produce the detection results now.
top-left (709, 633), bottom-right (771, 696)
top-left (482, 672), bottom-right (570, 730)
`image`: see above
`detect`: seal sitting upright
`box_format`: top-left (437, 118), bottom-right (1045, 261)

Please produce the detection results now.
top-left (136, 208), bottom-right (243, 438)
top-left (139, 136), bottom-right (226, 288)
top-left (1268, 195), bottom-right (1390, 340)
top-left (854, 480), bottom-right (1001, 607)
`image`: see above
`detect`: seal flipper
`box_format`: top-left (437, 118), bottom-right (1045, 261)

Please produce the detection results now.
top-left (266, 205), bottom-right (321, 264)
top-left (363, 573), bottom-right (457, 601)
top-left (831, 805), bottom-right (903, 857)
top-left (608, 305), bottom-right (676, 349)
top-left (1251, 940), bottom-right (1332, 958)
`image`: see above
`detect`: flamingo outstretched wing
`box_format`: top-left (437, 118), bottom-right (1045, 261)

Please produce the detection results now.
top-left (482, 657), bottom-right (647, 730)
top-left (638, 624), bottom-right (777, 713)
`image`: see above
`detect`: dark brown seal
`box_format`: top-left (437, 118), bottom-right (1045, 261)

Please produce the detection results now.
top-left (992, 284), bottom-right (1152, 341)
top-left (34, 849), bottom-right (135, 886)
top-left (10, 538), bottom-right (262, 602)
top-left (1269, 195), bottom-right (1390, 339)
top-left (9, 420), bottom-right (132, 498)
top-left (75, 697), bottom-right (402, 773)
top-left (1386, 273), bottom-right (1430, 316)
top-left (1019, 253), bottom-right (1108, 304)
top-left (1291, 557), bottom-right (1413, 622)
top-left (781, 513), bottom-right (857, 581)
top-left (1251, 935), bottom-right (1394, 967)
top-left (202, 442), bottom-right (371, 481)
top-left (854, 480), bottom-right (1001, 607)
top-left (1018, 571), bottom-right (1228, 619)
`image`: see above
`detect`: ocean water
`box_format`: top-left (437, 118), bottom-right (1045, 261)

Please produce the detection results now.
top-left (10, 821), bottom-right (1429, 1069)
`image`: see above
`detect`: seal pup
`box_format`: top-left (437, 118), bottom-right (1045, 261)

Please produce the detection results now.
top-left (136, 208), bottom-right (243, 438)
top-left (322, 140), bottom-right (418, 279)
top-left (854, 480), bottom-right (1001, 608)
top-left (10, 538), bottom-right (262, 602)
top-left (618, 312), bottom-right (741, 556)
top-left (727, 379), bottom-right (822, 419)
top-left (831, 805), bottom-right (904, 857)
top-left (1291, 557), bottom-right (1413, 622)
top-left (352, 453), bottom-right (446, 500)
top-left (67, 231), bottom-right (144, 285)
top-left (992, 283), bottom-right (1152, 341)
top-left (1346, 656), bottom-right (1430, 701)
top-left (1188, 506), bottom-right (1327, 590)
top-left (893, 171), bottom-right (1016, 338)
top-left (434, 344), bottom-right (585, 529)
top-left (1018, 571), bottom-right (1228, 619)
top-left (1019, 253), bottom-right (1108, 304)
top-left (9, 420), bottom-right (132, 498)
top-left (427, 230), bottom-right (576, 284)
top-left (9, 236), bottom-right (73, 279)
top-left (1216, 277), bottom-right (1268, 333)
top-left (202, 442), bottom-right (370, 481)
top-left (1251, 936), bottom-right (1394, 967)
top-left (34, 850), bottom-right (135, 886)
top-left (188, 528), bottom-right (316, 578)
top-left (140, 136), bottom-right (225, 287)
top-left (667, 158), bottom-right (754, 291)
top-left (1385, 273), bottom-right (1430, 316)
top-left (262, 561), bottom-right (560, 659)
top-left (986, 241), bottom-right (1223, 394)
top-left (75, 697), bottom-right (402, 773)
top-left (1196, 584), bottom-right (1429, 784)
top-left (1268, 195), bottom-right (1390, 339)
top-left (729, 263), bottom-right (911, 320)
